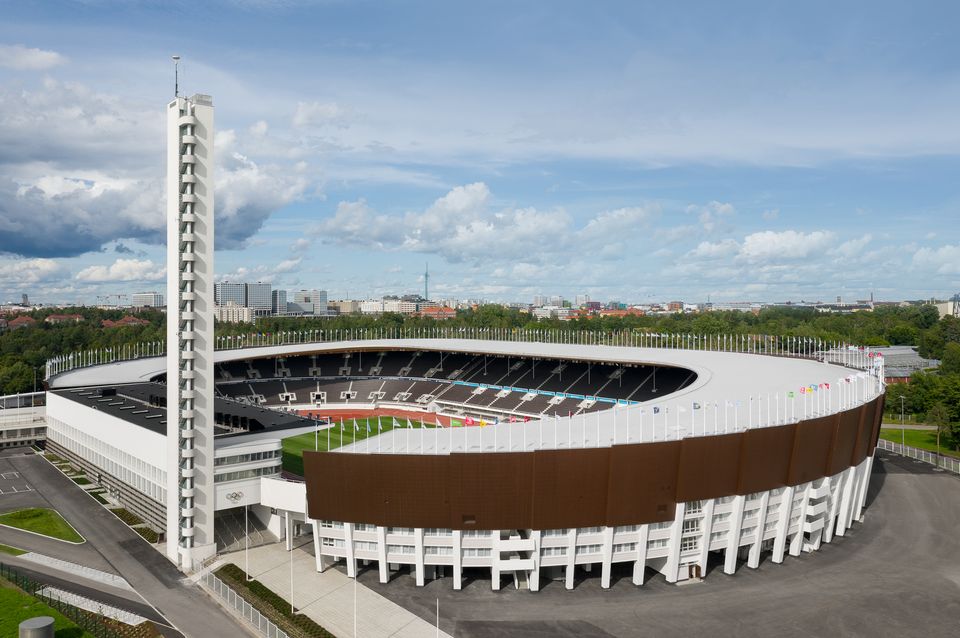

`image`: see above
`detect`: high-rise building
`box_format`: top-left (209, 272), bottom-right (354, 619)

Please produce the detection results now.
top-left (575, 294), bottom-right (589, 307)
top-left (166, 92), bottom-right (216, 569)
top-left (246, 282), bottom-right (272, 315)
top-left (292, 289), bottom-right (328, 315)
top-left (214, 282), bottom-right (245, 307)
top-left (271, 289), bottom-right (287, 315)
top-left (131, 292), bottom-right (165, 308)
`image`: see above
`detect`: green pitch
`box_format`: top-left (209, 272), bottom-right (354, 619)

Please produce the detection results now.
top-left (282, 416), bottom-right (439, 476)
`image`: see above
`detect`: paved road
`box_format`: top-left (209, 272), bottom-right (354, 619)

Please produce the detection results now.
top-left (365, 451), bottom-right (960, 637)
top-left (1, 450), bottom-right (251, 638)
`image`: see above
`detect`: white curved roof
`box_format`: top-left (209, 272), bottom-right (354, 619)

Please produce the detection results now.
top-left (48, 338), bottom-right (882, 453)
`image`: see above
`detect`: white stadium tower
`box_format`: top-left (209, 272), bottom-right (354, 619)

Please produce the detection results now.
top-left (166, 92), bottom-right (217, 568)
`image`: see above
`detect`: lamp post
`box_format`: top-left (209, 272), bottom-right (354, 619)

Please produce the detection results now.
top-left (899, 395), bottom-right (906, 453)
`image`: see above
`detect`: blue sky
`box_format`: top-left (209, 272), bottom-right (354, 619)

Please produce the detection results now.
top-left (1, 0), bottom-right (959, 304)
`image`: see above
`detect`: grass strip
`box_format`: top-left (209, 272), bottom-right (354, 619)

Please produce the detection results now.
top-left (0, 508), bottom-right (84, 543)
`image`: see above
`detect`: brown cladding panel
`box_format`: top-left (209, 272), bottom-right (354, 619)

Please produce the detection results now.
top-left (676, 434), bottom-right (741, 502)
top-left (531, 448), bottom-right (610, 530)
top-left (377, 455), bottom-right (451, 528)
top-left (738, 424), bottom-right (795, 494)
top-left (606, 441), bottom-right (680, 526)
top-left (789, 415), bottom-right (838, 485)
top-left (829, 408), bottom-right (862, 476)
top-left (448, 453), bottom-right (533, 530)
top-left (871, 395), bottom-right (885, 449)
top-left (852, 402), bottom-right (873, 465)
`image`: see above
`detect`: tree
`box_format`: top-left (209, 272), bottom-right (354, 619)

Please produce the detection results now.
top-left (939, 342), bottom-right (960, 376)
top-left (928, 403), bottom-right (952, 463)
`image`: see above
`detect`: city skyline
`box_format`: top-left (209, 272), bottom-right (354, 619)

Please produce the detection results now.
top-left (2, 2), bottom-right (960, 304)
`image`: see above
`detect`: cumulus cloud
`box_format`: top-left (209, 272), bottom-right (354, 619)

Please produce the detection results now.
top-left (292, 101), bottom-right (349, 127)
top-left (739, 230), bottom-right (836, 262)
top-left (688, 201), bottom-right (735, 233)
top-left (75, 258), bottom-right (165, 282)
top-left (0, 258), bottom-right (66, 285)
top-left (912, 244), bottom-right (960, 275)
top-left (0, 44), bottom-right (65, 70)
top-left (216, 256), bottom-right (303, 283)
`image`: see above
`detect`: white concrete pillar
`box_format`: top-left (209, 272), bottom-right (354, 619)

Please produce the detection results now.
top-left (343, 522), bottom-right (356, 578)
top-left (284, 512), bottom-right (293, 551)
top-left (664, 503), bottom-right (686, 583)
top-left (414, 528), bottom-right (425, 587)
top-left (600, 527), bottom-right (614, 588)
top-left (452, 530), bottom-right (463, 590)
top-left (633, 525), bottom-right (649, 586)
top-left (696, 499), bottom-right (716, 576)
top-left (789, 483), bottom-right (812, 557)
top-left (311, 520), bottom-right (323, 573)
top-left (747, 491), bottom-right (770, 568)
top-left (376, 526), bottom-right (388, 584)
top-left (853, 455), bottom-right (875, 521)
top-left (772, 486), bottom-right (795, 564)
top-left (491, 532), bottom-right (502, 591)
top-left (724, 495), bottom-right (746, 574)
top-left (529, 530), bottom-right (542, 592)
top-left (564, 529), bottom-right (577, 590)
top-left (834, 467), bottom-right (857, 537)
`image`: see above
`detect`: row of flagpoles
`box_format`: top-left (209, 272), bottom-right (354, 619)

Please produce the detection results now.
top-left (45, 328), bottom-right (883, 379)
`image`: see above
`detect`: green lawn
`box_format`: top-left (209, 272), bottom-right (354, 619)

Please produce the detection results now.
top-left (880, 428), bottom-right (960, 459)
top-left (0, 508), bottom-right (85, 543)
top-left (0, 579), bottom-right (94, 638)
top-left (0, 542), bottom-right (26, 556)
top-left (282, 416), bottom-right (438, 476)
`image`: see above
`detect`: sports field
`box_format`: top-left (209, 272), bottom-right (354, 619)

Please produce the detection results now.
top-left (282, 416), bottom-right (439, 476)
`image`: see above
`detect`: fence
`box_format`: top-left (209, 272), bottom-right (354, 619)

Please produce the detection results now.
top-left (201, 570), bottom-right (290, 638)
top-left (876, 438), bottom-right (960, 475)
top-left (0, 561), bottom-right (128, 638)
top-left (46, 327), bottom-right (885, 379)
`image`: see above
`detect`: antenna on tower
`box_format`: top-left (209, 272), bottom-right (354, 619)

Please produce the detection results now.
top-left (172, 55), bottom-right (181, 97)
top-left (424, 263), bottom-right (429, 301)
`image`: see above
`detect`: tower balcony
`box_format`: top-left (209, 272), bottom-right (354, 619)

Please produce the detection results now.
top-left (180, 409), bottom-right (195, 419)
top-left (181, 507), bottom-right (195, 518)
top-left (181, 193), bottom-right (197, 204)
top-left (180, 292), bottom-right (196, 301)
top-left (178, 115), bottom-right (198, 127)
top-left (180, 248), bottom-right (196, 260)
top-left (181, 487), bottom-right (195, 498)
top-left (180, 389), bottom-right (195, 400)
top-left (181, 173), bottom-right (197, 184)
top-left (181, 467), bottom-right (196, 479)
top-left (180, 350), bottom-right (196, 360)
top-left (180, 271), bottom-right (196, 282)
top-left (181, 134), bottom-right (197, 145)
top-left (180, 428), bottom-right (195, 439)
top-left (180, 369), bottom-right (195, 380)
top-left (180, 525), bottom-right (195, 537)
top-left (180, 232), bottom-right (196, 242)
top-left (180, 447), bottom-right (196, 459)
top-left (180, 154), bottom-right (196, 165)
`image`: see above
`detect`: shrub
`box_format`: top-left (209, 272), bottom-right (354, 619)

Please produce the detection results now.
top-left (215, 563), bottom-right (335, 638)
top-left (134, 527), bottom-right (159, 543)
top-left (110, 508), bottom-right (144, 527)
top-left (72, 476), bottom-right (91, 486)
top-left (90, 492), bottom-right (109, 505)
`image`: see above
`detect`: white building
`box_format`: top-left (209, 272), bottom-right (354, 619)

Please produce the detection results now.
top-left (292, 290), bottom-right (328, 315)
top-left (131, 292), bottom-right (164, 308)
top-left (215, 303), bottom-right (255, 323)
top-left (214, 282), bottom-right (246, 307)
top-left (166, 92), bottom-right (217, 568)
top-left (246, 282), bottom-right (272, 315)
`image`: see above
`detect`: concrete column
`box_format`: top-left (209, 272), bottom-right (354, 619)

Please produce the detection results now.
top-left (311, 520), bottom-right (323, 573)
top-left (789, 483), bottom-right (812, 556)
top-left (664, 503), bottom-right (686, 583)
top-left (834, 467), bottom-right (857, 537)
top-left (633, 525), bottom-right (649, 586)
top-left (564, 529), bottom-right (577, 590)
top-left (284, 512), bottom-right (293, 551)
top-left (343, 522), bottom-right (356, 578)
top-left (529, 530), bottom-right (542, 592)
top-left (490, 532), bottom-right (501, 591)
top-left (724, 495), bottom-right (746, 575)
top-left (696, 499), bottom-right (716, 573)
top-left (853, 455), bottom-right (875, 522)
top-left (376, 526), bottom-right (388, 584)
top-left (600, 527), bottom-right (614, 588)
top-left (414, 528), bottom-right (425, 587)
top-left (772, 486), bottom-right (795, 564)
top-left (452, 530), bottom-right (463, 590)
top-left (747, 491), bottom-right (770, 568)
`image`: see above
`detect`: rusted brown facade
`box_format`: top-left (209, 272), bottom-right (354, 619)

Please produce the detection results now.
top-left (304, 395), bottom-right (884, 530)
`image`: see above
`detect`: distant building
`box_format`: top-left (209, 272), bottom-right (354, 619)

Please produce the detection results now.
top-left (667, 301), bottom-right (684, 312)
top-left (8, 316), bottom-right (37, 330)
top-left (131, 292), bottom-right (165, 308)
top-left (215, 303), bottom-right (255, 323)
top-left (214, 282), bottom-right (246, 307)
top-left (292, 289), bottom-right (328, 316)
top-left (419, 306), bottom-right (456, 320)
top-left (44, 314), bottom-right (84, 325)
top-left (329, 300), bottom-right (360, 315)
top-left (575, 294), bottom-right (589, 307)
top-left (102, 316), bottom-right (150, 328)
top-left (246, 282), bottom-right (272, 315)
top-left (271, 289), bottom-right (287, 315)
top-left (533, 295), bottom-right (548, 307)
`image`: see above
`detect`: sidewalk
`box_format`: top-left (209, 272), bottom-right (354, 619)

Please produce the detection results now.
top-left (221, 542), bottom-right (452, 638)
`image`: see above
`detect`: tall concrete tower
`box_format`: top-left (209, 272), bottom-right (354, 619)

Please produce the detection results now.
top-left (166, 93), bottom-right (216, 568)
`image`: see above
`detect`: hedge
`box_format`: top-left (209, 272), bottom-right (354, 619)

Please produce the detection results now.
top-left (110, 508), bottom-right (144, 527)
top-left (134, 527), bottom-right (159, 543)
top-left (215, 563), bottom-right (335, 638)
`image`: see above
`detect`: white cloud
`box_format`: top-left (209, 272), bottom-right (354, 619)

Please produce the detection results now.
top-left (912, 245), bottom-right (960, 275)
top-left (0, 44), bottom-right (65, 70)
top-left (761, 208), bottom-right (780, 221)
top-left (292, 101), bottom-right (349, 127)
top-left (0, 258), bottom-right (65, 285)
top-left (689, 239), bottom-right (739, 259)
top-left (739, 230), bottom-right (836, 262)
top-left (75, 258), bottom-right (165, 282)
top-left (688, 201), bottom-right (735, 234)
top-left (833, 234), bottom-right (872, 259)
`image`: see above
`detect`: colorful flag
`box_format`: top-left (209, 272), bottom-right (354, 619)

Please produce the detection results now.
top-left (788, 391), bottom-right (795, 398)
top-left (465, 416), bottom-right (476, 426)
top-left (451, 418), bottom-right (463, 427)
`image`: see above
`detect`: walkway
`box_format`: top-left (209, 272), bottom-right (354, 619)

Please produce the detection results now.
top-left (221, 542), bottom-right (452, 638)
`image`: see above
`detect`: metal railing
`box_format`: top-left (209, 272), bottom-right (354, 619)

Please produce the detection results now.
top-left (201, 570), bottom-right (290, 638)
top-left (876, 438), bottom-right (960, 475)
top-left (46, 327), bottom-right (885, 379)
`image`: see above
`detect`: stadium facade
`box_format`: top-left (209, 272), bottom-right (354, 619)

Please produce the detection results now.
top-left (44, 335), bottom-right (886, 589)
